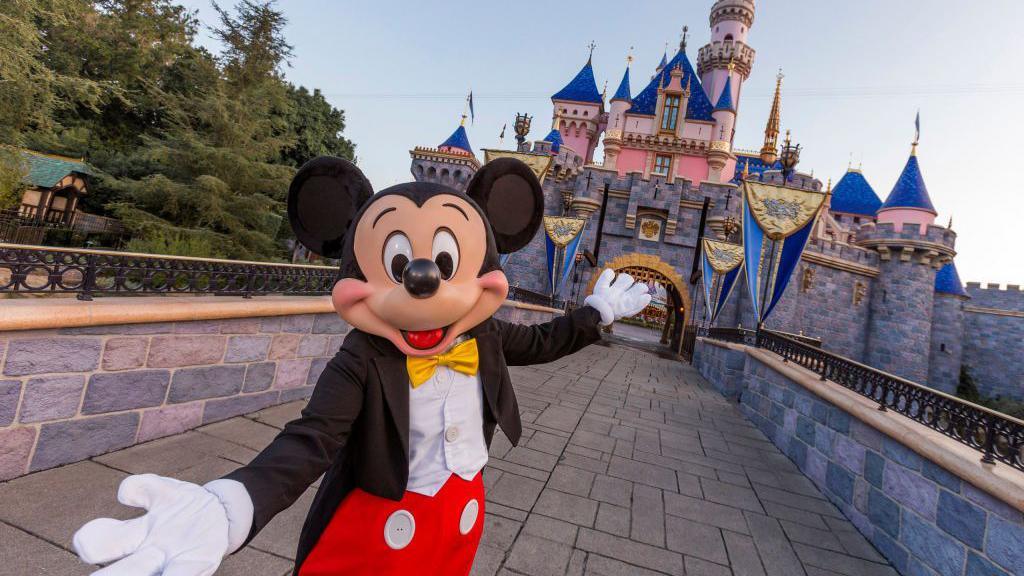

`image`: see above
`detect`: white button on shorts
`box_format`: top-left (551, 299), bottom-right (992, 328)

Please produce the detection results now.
top-left (459, 499), bottom-right (479, 535)
top-left (384, 510), bottom-right (415, 550)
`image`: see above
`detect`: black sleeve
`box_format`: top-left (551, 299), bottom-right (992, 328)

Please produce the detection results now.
top-left (223, 342), bottom-right (366, 542)
top-left (497, 305), bottom-right (603, 366)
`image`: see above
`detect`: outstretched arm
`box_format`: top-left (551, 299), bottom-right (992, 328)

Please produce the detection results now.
top-left (500, 270), bottom-right (651, 366)
top-left (72, 342), bottom-right (366, 575)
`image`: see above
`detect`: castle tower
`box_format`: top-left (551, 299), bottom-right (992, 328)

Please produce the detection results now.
top-left (603, 60), bottom-right (633, 171)
top-left (829, 166), bottom-right (882, 228)
top-left (697, 0), bottom-right (756, 124)
top-left (929, 261), bottom-right (969, 393)
top-left (760, 71), bottom-right (782, 164)
top-left (550, 54), bottom-right (605, 163)
top-left (409, 120), bottom-right (480, 191)
top-left (858, 145), bottom-right (955, 383)
top-left (875, 143), bottom-right (938, 232)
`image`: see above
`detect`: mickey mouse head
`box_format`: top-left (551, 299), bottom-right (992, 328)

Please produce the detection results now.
top-left (288, 157), bottom-right (543, 356)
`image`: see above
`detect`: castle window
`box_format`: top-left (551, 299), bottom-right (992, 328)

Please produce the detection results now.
top-left (853, 216), bottom-right (861, 224)
top-left (725, 34), bottom-right (733, 41)
top-left (583, 110), bottom-right (589, 116)
top-left (653, 154), bottom-right (672, 176)
top-left (661, 95), bottom-right (681, 132)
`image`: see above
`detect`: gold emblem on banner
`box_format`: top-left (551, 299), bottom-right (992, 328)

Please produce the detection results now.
top-left (482, 150), bottom-right (554, 184)
top-left (742, 181), bottom-right (826, 240)
top-left (702, 238), bottom-right (744, 273)
top-left (543, 216), bottom-right (586, 248)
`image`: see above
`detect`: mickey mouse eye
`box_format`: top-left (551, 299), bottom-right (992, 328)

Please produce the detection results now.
top-left (432, 228), bottom-right (459, 280)
top-left (383, 232), bottom-right (412, 284)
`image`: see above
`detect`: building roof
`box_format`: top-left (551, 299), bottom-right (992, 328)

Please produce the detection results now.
top-left (19, 149), bottom-right (94, 189)
top-left (612, 67), bottom-right (631, 101)
top-left (880, 152), bottom-right (936, 213)
top-left (732, 152), bottom-right (781, 183)
top-left (714, 76), bottom-right (734, 111)
top-left (552, 59), bottom-right (603, 104)
top-left (438, 125), bottom-right (474, 155)
top-left (935, 262), bottom-right (969, 297)
top-left (626, 51), bottom-right (715, 121)
top-left (657, 52), bottom-right (668, 70)
top-left (543, 129), bottom-right (563, 153)
top-left (830, 169), bottom-right (882, 216)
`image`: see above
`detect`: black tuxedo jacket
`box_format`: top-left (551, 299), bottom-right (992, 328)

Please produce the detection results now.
top-left (224, 305), bottom-right (602, 573)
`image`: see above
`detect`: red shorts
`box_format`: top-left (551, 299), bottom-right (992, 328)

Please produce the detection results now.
top-left (299, 473), bottom-right (485, 576)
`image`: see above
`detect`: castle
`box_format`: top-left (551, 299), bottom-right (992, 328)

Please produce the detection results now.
top-left (407, 0), bottom-right (1023, 400)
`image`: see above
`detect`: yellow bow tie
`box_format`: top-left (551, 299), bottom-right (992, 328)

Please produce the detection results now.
top-left (406, 338), bottom-right (480, 388)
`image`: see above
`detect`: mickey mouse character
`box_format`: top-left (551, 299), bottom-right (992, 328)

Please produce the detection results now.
top-left (72, 157), bottom-right (650, 576)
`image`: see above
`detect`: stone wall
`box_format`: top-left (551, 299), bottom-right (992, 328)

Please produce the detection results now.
top-left (0, 312), bottom-right (347, 481)
top-left (693, 339), bottom-right (1024, 576)
top-left (691, 338), bottom-right (746, 399)
top-left (962, 284), bottom-right (1024, 400)
top-left (928, 293), bottom-right (966, 394)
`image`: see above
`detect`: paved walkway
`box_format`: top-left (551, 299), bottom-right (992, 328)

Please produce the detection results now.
top-left (0, 342), bottom-right (896, 576)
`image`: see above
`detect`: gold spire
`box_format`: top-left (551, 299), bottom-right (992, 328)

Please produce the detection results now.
top-left (742, 161), bottom-right (750, 180)
top-left (760, 69), bottom-right (784, 164)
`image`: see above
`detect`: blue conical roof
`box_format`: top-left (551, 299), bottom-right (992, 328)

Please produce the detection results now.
top-left (627, 51), bottom-right (714, 121)
top-left (439, 125), bottom-right (473, 155)
top-left (830, 169), bottom-right (882, 216)
top-left (543, 129), bottom-right (563, 153)
top-left (935, 262), bottom-right (968, 297)
top-left (657, 52), bottom-right (668, 70)
top-left (714, 76), bottom-right (735, 111)
top-left (880, 153), bottom-right (936, 213)
top-left (612, 67), bottom-right (631, 101)
top-left (552, 59), bottom-right (603, 104)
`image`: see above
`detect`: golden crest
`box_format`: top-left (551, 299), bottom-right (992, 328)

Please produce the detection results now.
top-left (543, 216), bottom-right (586, 248)
top-left (702, 238), bottom-right (743, 273)
top-left (641, 220), bottom-right (660, 237)
top-left (742, 180), bottom-right (826, 240)
top-left (482, 150), bottom-right (554, 184)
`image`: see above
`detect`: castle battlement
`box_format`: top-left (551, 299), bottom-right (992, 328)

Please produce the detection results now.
top-left (804, 238), bottom-right (878, 268)
top-left (856, 221), bottom-right (956, 246)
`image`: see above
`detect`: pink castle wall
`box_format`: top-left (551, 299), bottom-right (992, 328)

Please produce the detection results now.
top-left (876, 208), bottom-right (937, 234)
top-left (615, 148), bottom-right (648, 175)
top-left (675, 155), bottom-right (709, 182)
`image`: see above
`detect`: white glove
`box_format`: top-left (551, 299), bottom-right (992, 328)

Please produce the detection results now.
top-left (73, 474), bottom-right (253, 576)
top-left (584, 269), bottom-right (652, 326)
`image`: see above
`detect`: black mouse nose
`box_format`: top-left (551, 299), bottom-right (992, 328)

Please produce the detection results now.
top-left (402, 258), bottom-right (441, 299)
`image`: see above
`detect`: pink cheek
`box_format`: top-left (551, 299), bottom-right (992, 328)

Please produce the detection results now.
top-left (331, 279), bottom-right (376, 312)
top-left (478, 270), bottom-right (509, 294)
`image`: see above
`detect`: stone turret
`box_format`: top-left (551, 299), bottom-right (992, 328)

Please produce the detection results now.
top-left (928, 262), bottom-right (969, 393)
top-left (409, 123), bottom-right (480, 191)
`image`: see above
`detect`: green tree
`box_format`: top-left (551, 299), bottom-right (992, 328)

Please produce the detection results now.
top-left (279, 85), bottom-right (356, 167)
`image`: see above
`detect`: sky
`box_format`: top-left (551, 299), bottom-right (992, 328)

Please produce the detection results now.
top-left (180, 0), bottom-right (1024, 286)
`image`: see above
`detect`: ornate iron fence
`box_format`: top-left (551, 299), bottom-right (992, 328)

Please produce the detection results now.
top-left (507, 285), bottom-right (564, 309)
top-left (0, 243), bottom-right (337, 300)
top-left (753, 330), bottom-right (1024, 472)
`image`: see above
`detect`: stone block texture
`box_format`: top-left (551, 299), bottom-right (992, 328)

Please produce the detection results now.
top-left (962, 285), bottom-right (1024, 400)
top-left (693, 340), bottom-right (1024, 576)
top-left (0, 312), bottom-right (351, 480)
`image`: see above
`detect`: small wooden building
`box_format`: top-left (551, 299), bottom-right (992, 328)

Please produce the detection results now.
top-left (17, 150), bottom-right (94, 225)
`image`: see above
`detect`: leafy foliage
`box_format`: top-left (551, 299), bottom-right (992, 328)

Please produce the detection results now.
top-left (2, 0), bottom-right (355, 260)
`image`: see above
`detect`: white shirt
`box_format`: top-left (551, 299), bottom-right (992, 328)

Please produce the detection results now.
top-left (406, 365), bottom-right (489, 496)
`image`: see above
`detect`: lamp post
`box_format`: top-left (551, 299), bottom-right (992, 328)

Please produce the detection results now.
top-left (779, 130), bottom-right (801, 182)
top-left (514, 113), bottom-right (532, 148)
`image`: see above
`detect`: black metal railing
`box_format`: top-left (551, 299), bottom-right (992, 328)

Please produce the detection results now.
top-left (751, 330), bottom-right (1024, 472)
top-left (0, 243), bottom-right (337, 300)
top-left (703, 327), bottom-right (757, 345)
top-left (507, 285), bottom-right (564, 310)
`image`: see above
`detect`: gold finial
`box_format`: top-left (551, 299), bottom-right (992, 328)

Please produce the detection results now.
top-left (910, 141), bottom-right (918, 157)
top-left (826, 177), bottom-right (832, 194)
top-left (742, 161), bottom-right (750, 180)
top-left (626, 46), bottom-right (634, 67)
top-left (602, 80), bottom-right (608, 100)
top-left (460, 114), bottom-right (467, 127)
top-left (727, 58), bottom-right (736, 72)
top-left (587, 40), bottom-right (596, 62)
top-left (947, 215), bottom-right (953, 229)
top-left (680, 25), bottom-right (689, 51)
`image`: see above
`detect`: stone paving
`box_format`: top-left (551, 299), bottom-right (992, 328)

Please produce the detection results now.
top-left (0, 341), bottom-right (896, 576)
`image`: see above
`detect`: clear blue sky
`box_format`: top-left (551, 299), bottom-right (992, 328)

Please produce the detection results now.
top-left (181, 0), bottom-right (1024, 286)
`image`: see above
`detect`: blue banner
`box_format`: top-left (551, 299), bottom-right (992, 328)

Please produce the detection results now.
top-left (557, 231), bottom-right (584, 298)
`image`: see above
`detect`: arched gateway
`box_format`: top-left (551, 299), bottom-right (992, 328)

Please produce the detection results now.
top-left (585, 253), bottom-right (693, 352)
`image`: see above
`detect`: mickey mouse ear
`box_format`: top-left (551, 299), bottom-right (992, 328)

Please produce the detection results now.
top-left (466, 157), bottom-right (543, 254)
top-left (287, 156), bottom-right (373, 259)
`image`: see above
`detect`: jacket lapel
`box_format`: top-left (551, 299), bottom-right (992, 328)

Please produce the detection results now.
top-left (369, 342), bottom-right (410, 459)
top-left (473, 330), bottom-right (502, 422)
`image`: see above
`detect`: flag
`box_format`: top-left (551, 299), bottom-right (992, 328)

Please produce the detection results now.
top-left (467, 91), bottom-right (475, 125)
top-left (914, 110), bottom-right (920, 143)
top-left (499, 123), bottom-right (506, 140)
top-left (741, 180), bottom-right (827, 325)
top-left (700, 239), bottom-right (743, 324)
